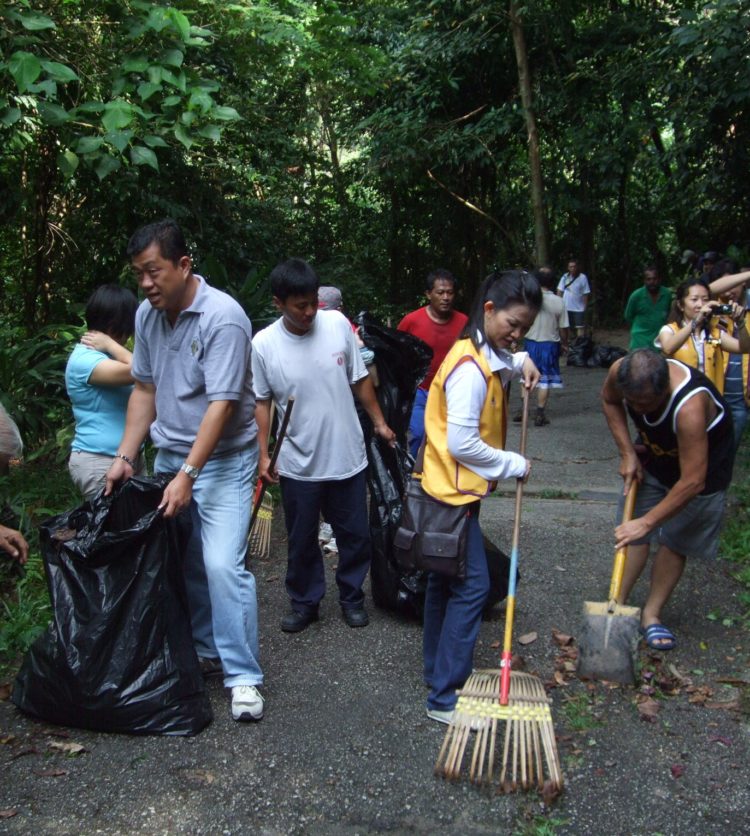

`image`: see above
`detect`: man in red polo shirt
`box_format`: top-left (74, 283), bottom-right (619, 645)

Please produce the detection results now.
top-left (398, 268), bottom-right (468, 457)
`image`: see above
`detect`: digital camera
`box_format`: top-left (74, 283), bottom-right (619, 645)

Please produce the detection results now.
top-left (711, 303), bottom-right (734, 316)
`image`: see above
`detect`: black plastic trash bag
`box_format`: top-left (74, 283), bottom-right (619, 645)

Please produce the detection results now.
top-left (354, 311), bottom-right (433, 441)
top-left (12, 475), bottom-right (212, 736)
top-left (591, 344), bottom-right (627, 368)
top-left (354, 312), bottom-right (432, 614)
top-left (566, 335), bottom-right (594, 367)
top-left (366, 438), bottom-right (424, 616)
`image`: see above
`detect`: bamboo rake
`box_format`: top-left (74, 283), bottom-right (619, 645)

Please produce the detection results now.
top-left (434, 389), bottom-right (563, 798)
top-left (247, 397), bottom-right (294, 563)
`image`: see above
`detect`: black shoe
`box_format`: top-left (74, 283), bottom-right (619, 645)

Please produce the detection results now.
top-left (281, 609), bottom-right (319, 633)
top-left (534, 411), bottom-right (550, 427)
top-left (342, 606), bottom-right (369, 628)
top-left (512, 412), bottom-right (523, 423)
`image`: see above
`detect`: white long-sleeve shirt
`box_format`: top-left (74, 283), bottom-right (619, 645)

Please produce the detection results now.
top-left (444, 342), bottom-right (528, 481)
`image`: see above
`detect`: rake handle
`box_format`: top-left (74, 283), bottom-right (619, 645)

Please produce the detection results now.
top-left (500, 387), bottom-right (529, 705)
top-left (607, 481), bottom-right (638, 606)
top-left (250, 397), bottom-right (295, 531)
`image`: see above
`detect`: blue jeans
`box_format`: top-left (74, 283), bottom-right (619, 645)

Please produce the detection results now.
top-left (408, 388), bottom-right (429, 459)
top-left (279, 469), bottom-right (370, 613)
top-left (423, 508), bottom-right (488, 711)
top-left (727, 398), bottom-right (749, 458)
top-left (155, 445), bottom-right (262, 688)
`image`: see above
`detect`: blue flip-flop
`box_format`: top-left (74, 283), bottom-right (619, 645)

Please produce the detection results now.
top-left (640, 623), bottom-right (677, 651)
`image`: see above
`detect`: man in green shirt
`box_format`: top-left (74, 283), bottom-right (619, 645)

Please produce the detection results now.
top-left (624, 265), bottom-right (672, 350)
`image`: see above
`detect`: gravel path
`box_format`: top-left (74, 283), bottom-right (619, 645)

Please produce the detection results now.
top-left (1, 355), bottom-right (749, 835)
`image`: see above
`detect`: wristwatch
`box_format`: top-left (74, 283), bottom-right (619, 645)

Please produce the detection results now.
top-left (180, 463), bottom-right (201, 480)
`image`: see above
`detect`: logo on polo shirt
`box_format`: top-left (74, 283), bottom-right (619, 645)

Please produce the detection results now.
top-left (191, 339), bottom-right (200, 356)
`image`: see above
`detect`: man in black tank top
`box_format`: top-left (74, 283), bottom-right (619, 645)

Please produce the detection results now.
top-left (601, 349), bottom-right (734, 651)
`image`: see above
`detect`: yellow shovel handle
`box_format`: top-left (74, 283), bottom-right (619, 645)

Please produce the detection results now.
top-left (607, 482), bottom-right (638, 602)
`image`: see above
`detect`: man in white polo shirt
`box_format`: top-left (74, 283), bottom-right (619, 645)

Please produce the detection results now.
top-left (105, 219), bottom-right (264, 724)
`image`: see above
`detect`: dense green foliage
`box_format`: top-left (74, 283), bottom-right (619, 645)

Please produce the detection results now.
top-left (2, 0), bottom-right (749, 334)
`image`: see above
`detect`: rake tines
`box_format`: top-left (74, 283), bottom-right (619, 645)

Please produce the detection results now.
top-left (434, 669), bottom-right (563, 798)
top-left (248, 492), bottom-right (274, 560)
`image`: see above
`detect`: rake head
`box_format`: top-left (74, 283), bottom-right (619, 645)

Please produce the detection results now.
top-left (434, 669), bottom-right (563, 800)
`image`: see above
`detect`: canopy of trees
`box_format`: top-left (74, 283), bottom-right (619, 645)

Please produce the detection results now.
top-left (2, 0), bottom-right (749, 331)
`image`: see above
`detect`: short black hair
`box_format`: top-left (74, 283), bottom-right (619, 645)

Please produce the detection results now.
top-left (643, 264), bottom-right (658, 275)
top-left (85, 284), bottom-right (138, 340)
top-left (534, 266), bottom-right (556, 290)
top-left (270, 258), bottom-right (320, 301)
top-left (426, 268), bottom-right (456, 292)
top-left (616, 349), bottom-right (669, 398)
top-left (126, 219), bottom-right (189, 264)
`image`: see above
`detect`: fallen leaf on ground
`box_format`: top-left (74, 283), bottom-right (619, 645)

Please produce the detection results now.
top-left (686, 684), bottom-right (713, 704)
top-left (11, 747), bottom-right (39, 760)
top-left (0, 683), bottom-right (11, 701)
top-left (518, 631), bottom-right (538, 645)
top-left (48, 741), bottom-right (86, 756)
top-left (264, 575), bottom-right (279, 582)
top-left (552, 629), bottom-right (574, 647)
top-left (0, 734), bottom-right (16, 745)
top-left (704, 700), bottom-right (740, 711)
top-left (554, 565), bottom-right (566, 572)
top-left (490, 640), bottom-right (501, 649)
top-left (510, 654), bottom-right (526, 671)
top-left (35, 768), bottom-right (68, 777)
top-left (553, 671), bottom-right (568, 687)
top-left (708, 735), bottom-right (732, 746)
top-left (637, 697), bottom-right (660, 722)
top-left (670, 764), bottom-right (685, 779)
top-left (604, 759), bottom-right (617, 767)
top-left (715, 677), bottom-right (749, 686)
top-left (0, 810), bottom-right (18, 819)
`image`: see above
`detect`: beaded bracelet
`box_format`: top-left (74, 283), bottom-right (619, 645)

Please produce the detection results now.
top-left (115, 452), bottom-right (136, 468)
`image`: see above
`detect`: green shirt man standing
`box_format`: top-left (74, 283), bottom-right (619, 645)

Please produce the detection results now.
top-left (624, 266), bottom-right (672, 350)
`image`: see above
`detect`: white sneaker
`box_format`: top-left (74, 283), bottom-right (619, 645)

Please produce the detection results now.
top-left (427, 707), bottom-right (454, 725)
top-left (323, 537), bottom-right (338, 554)
top-left (231, 685), bottom-right (264, 722)
top-left (318, 522), bottom-right (333, 544)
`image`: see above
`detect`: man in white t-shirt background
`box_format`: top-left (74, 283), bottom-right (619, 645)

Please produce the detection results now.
top-left (251, 259), bottom-right (395, 633)
top-left (557, 258), bottom-right (590, 337)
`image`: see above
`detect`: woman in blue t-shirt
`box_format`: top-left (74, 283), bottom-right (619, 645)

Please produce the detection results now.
top-left (65, 285), bottom-right (143, 499)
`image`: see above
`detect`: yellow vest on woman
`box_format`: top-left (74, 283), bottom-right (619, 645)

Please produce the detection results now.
top-left (663, 320), bottom-right (724, 393)
top-left (420, 338), bottom-right (507, 505)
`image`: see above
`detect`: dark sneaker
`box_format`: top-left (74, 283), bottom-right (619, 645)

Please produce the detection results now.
top-left (342, 606), bottom-right (369, 628)
top-left (281, 609), bottom-right (319, 633)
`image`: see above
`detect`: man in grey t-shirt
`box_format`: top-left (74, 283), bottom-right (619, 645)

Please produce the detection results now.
top-left (105, 219), bottom-right (264, 723)
top-left (252, 258), bottom-right (395, 633)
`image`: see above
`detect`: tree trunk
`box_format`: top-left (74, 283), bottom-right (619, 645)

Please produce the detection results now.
top-left (509, 0), bottom-right (550, 266)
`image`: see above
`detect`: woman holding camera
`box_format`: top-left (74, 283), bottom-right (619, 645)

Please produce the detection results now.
top-left (655, 278), bottom-right (746, 394)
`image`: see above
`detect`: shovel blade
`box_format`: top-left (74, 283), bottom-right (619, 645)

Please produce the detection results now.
top-left (577, 603), bottom-right (640, 685)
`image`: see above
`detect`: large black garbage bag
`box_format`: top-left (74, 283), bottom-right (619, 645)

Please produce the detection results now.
top-left (566, 335), bottom-right (594, 367)
top-left (354, 311), bottom-right (433, 441)
top-left (354, 312), bottom-right (432, 614)
top-left (12, 475), bottom-right (212, 736)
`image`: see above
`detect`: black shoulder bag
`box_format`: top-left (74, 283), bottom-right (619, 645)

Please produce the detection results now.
top-left (392, 443), bottom-right (472, 580)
